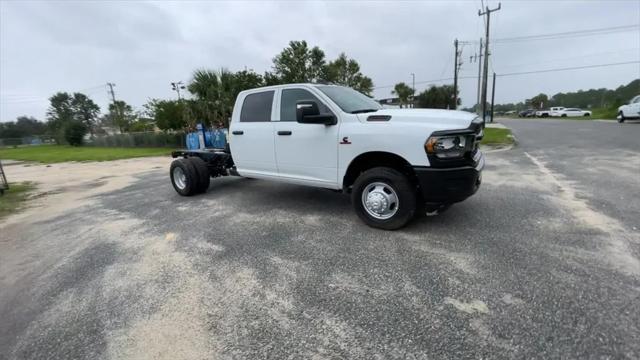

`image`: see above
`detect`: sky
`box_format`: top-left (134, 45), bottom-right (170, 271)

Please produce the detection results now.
top-left (1, 0), bottom-right (639, 122)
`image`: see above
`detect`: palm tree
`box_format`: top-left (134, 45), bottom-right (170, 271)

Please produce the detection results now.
top-left (392, 82), bottom-right (415, 108)
top-left (188, 68), bottom-right (263, 127)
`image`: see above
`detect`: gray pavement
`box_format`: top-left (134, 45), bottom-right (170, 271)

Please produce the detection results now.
top-left (1, 118), bottom-right (639, 359)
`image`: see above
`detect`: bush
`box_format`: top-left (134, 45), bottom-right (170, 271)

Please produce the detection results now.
top-left (64, 121), bottom-right (87, 146)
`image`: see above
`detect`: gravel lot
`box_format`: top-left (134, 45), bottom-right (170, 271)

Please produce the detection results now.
top-left (1, 119), bottom-right (639, 359)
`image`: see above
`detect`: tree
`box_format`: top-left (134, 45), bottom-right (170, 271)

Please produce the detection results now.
top-left (64, 121), bottom-right (87, 146)
top-left (71, 93), bottom-right (100, 137)
top-left (146, 99), bottom-right (188, 131)
top-left (325, 53), bottom-right (374, 95)
top-left (272, 40), bottom-right (327, 83)
top-left (528, 93), bottom-right (549, 110)
top-left (415, 84), bottom-right (459, 109)
top-left (108, 100), bottom-right (136, 132)
top-left (187, 68), bottom-right (264, 127)
top-left (0, 116), bottom-right (47, 139)
top-left (46, 92), bottom-right (74, 133)
top-left (392, 82), bottom-right (414, 108)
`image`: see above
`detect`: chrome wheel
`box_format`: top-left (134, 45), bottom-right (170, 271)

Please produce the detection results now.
top-left (361, 182), bottom-right (399, 220)
top-left (173, 166), bottom-right (187, 190)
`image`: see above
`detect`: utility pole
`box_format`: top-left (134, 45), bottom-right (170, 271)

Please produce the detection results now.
top-left (107, 82), bottom-right (117, 104)
top-left (453, 39), bottom-right (459, 110)
top-left (410, 73), bottom-right (415, 108)
top-left (478, 2), bottom-right (501, 123)
top-left (476, 38), bottom-right (483, 114)
top-left (106, 82), bottom-right (123, 132)
top-left (171, 81), bottom-right (185, 100)
top-left (490, 72), bottom-right (496, 123)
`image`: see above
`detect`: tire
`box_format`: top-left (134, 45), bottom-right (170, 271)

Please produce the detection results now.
top-left (352, 167), bottom-right (416, 230)
top-left (618, 112), bottom-right (625, 123)
top-left (583, 113), bottom-right (590, 117)
top-left (170, 158), bottom-right (199, 196)
top-left (561, 114), bottom-right (567, 117)
top-left (188, 157), bottom-right (210, 193)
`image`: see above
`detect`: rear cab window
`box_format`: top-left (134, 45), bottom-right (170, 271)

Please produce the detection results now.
top-left (240, 91), bottom-right (275, 122)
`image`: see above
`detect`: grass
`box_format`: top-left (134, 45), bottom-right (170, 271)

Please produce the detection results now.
top-left (0, 182), bottom-right (36, 219)
top-left (591, 107), bottom-right (618, 120)
top-left (0, 145), bottom-right (170, 163)
top-left (481, 128), bottom-right (514, 146)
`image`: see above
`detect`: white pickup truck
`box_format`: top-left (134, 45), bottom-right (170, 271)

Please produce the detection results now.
top-left (169, 84), bottom-right (484, 230)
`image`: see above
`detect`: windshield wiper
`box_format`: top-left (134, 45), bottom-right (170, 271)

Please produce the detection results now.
top-left (350, 109), bottom-right (379, 114)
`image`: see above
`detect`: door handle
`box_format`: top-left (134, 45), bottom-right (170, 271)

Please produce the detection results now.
top-left (277, 131), bottom-right (292, 136)
top-left (232, 130), bottom-right (244, 135)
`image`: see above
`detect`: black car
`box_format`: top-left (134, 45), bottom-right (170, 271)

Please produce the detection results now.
top-left (518, 109), bottom-right (536, 117)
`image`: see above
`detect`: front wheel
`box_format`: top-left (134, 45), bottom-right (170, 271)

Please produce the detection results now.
top-left (352, 167), bottom-right (416, 230)
top-left (618, 112), bottom-right (625, 123)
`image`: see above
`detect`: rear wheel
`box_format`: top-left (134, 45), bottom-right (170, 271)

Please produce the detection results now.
top-left (170, 159), bottom-right (199, 196)
top-left (352, 167), bottom-right (416, 230)
top-left (618, 111), bottom-right (625, 123)
top-left (583, 113), bottom-right (590, 117)
top-left (561, 114), bottom-right (567, 117)
top-left (188, 157), bottom-right (211, 193)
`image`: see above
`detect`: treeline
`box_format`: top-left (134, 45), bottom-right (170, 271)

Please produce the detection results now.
top-left (481, 79), bottom-right (640, 112)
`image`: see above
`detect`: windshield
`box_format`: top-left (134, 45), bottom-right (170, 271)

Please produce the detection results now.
top-left (315, 85), bottom-right (381, 113)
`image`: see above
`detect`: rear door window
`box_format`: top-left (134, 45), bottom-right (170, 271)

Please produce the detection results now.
top-left (240, 91), bottom-right (274, 122)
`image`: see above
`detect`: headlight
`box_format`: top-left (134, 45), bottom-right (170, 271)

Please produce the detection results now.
top-left (425, 134), bottom-right (469, 159)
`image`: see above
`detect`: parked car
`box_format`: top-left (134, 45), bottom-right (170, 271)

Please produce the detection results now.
top-left (557, 108), bottom-right (591, 117)
top-left (169, 83), bottom-right (484, 230)
top-left (504, 110), bottom-right (516, 116)
top-left (518, 109), bottom-right (536, 117)
top-left (535, 109), bottom-right (550, 117)
top-left (617, 95), bottom-right (640, 123)
top-left (548, 107), bottom-right (566, 117)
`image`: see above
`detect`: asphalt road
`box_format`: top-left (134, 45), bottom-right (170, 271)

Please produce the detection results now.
top-left (1, 118), bottom-right (639, 359)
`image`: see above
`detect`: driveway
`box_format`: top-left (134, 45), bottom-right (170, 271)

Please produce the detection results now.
top-left (1, 119), bottom-right (639, 359)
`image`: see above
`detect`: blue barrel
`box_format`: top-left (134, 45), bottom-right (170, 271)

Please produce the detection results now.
top-left (186, 133), bottom-right (200, 150)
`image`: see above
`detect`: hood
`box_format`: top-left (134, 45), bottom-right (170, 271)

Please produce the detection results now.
top-left (357, 108), bottom-right (477, 130)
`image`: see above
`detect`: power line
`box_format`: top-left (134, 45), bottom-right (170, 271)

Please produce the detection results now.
top-left (494, 24), bottom-right (639, 43)
top-left (496, 60), bottom-right (640, 77)
top-left (460, 24), bottom-right (639, 45)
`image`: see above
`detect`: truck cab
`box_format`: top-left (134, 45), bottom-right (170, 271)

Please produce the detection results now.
top-left (172, 83), bottom-right (484, 230)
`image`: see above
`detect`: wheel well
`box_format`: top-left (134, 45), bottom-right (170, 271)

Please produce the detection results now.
top-left (342, 152), bottom-right (415, 192)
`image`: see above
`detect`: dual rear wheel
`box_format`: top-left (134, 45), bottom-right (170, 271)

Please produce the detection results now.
top-left (170, 157), bottom-right (210, 196)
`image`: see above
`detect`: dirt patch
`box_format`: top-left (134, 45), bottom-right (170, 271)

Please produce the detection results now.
top-left (0, 157), bottom-right (169, 228)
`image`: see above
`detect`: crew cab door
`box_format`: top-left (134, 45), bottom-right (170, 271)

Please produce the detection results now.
top-left (273, 87), bottom-right (340, 187)
top-left (229, 90), bottom-right (277, 177)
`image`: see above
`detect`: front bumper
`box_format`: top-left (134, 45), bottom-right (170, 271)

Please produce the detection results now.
top-left (414, 151), bottom-right (484, 204)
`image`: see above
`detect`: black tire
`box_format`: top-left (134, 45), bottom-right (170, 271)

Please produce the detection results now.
top-left (188, 157), bottom-right (210, 193)
top-left (618, 112), bottom-right (625, 123)
top-left (170, 158), bottom-right (199, 196)
top-left (583, 113), bottom-right (590, 117)
top-left (351, 167), bottom-right (416, 230)
top-left (561, 114), bottom-right (567, 117)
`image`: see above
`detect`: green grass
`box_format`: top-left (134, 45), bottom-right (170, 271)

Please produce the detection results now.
top-left (481, 128), bottom-right (514, 146)
top-left (0, 145), bottom-right (170, 163)
top-left (591, 107), bottom-right (618, 120)
top-left (0, 182), bottom-right (36, 219)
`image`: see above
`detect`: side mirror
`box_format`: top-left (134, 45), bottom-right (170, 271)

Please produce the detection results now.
top-left (296, 100), bottom-right (337, 125)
